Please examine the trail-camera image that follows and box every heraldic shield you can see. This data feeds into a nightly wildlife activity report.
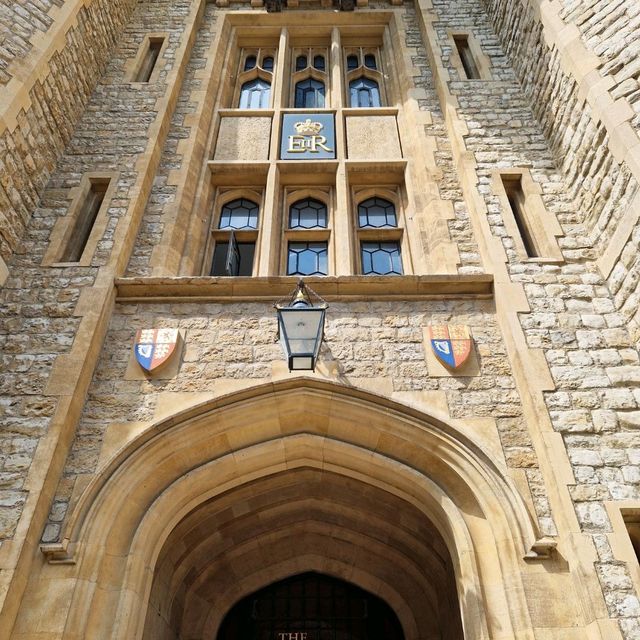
[134,328,179,372]
[428,324,472,369]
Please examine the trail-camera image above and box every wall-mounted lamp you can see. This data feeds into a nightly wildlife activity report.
[275,280,328,371]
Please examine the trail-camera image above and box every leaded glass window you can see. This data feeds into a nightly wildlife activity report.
[289,198,327,229]
[349,77,381,108]
[358,197,397,228]
[296,55,307,71]
[219,198,259,229]
[347,54,359,71]
[239,78,271,109]
[364,53,377,69]
[361,242,402,275]
[244,55,257,71]
[261,56,274,72]
[287,242,328,276]
[294,78,325,108]
[313,55,325,71]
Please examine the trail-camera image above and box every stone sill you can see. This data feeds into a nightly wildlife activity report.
[114,274,494,302]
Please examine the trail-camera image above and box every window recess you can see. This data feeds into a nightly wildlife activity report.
[344,47,385,108]
[625,517,640,565]
[208,193,262,276]
[129,35,167,83]
[283,191,332,276]
[448,31,491,81]
[493,170,563,262]
[235,48,276,109]
[291,48,329,108]
[453,35,480,80]
[355,193,405,275]
[42,172,117,267]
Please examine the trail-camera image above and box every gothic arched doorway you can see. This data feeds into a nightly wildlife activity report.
[217,572,404,640]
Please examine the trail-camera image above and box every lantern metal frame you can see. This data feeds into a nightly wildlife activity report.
[275,279,328,371]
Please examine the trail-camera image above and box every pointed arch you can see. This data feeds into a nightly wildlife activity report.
[37,378,540,640]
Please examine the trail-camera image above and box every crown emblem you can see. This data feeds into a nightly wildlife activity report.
[294,119,323,135]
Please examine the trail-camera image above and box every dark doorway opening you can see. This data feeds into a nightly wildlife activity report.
[217,572,405,640]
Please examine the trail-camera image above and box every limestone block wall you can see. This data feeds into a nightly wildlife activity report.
[559,0,640,126]
[483,0,638,247]
[0,0,196,542]
[426,0,640,636]
[0,0,61,84]
[0,0,137,277]
[481,0,640,351]
[44,298,555,543]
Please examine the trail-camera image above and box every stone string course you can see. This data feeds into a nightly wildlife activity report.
[0,0,137,268]
[0,0,194,542]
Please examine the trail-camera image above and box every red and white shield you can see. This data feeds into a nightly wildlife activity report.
[428,325,472,369]
[134,328,180,372]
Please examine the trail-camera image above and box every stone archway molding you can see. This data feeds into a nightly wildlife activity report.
[37,378,543,640]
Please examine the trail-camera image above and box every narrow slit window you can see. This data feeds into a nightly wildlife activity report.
[624,517,640,565]
[135,38,164,82]
[61,180,109,262]
[453,35,480,80]
[502,176,539,258]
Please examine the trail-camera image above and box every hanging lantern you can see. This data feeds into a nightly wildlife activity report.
[275,280,327,371]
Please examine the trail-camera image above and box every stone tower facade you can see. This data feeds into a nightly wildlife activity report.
[2,0,640,638]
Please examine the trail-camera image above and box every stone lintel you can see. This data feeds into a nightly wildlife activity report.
[114,274,494,302]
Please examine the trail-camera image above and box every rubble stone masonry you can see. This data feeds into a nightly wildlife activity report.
[0,0,137,274]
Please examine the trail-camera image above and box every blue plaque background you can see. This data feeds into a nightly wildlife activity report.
[280,113,336,160]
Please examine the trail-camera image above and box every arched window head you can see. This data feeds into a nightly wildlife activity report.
[294,78,325,108]
[244,55,257,71]
[347,54,359,71]
[219,198,259,229]
[296,55,308,71]
[364,53,377,70]
[358,197,397,228]
[261,56,274,72]
[239,78,271,109]
[349,77,381,108]
[289,198,328,229]
[313,55,325,71]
